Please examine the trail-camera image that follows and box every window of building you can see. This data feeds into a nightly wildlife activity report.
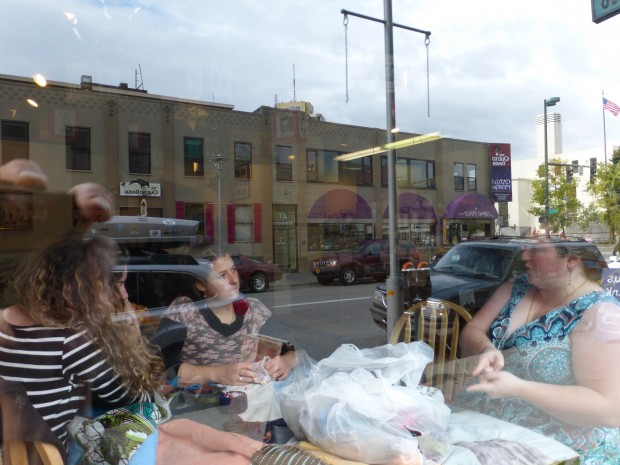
[308,148,368,184]
[276,145,293,181]
[467,163,477,191]
[235,204,253,242]
[1,120,29,163]
[128,132,151,174]
[382,156,435,188]
[234,142,252,179]
[454,162,465,191]
[184,137,204,176]
[65,126,91,171]
[308,223,370,251]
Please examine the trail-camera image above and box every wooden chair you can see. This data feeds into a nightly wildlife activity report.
[389,300,473,402]
[0,379,65,465]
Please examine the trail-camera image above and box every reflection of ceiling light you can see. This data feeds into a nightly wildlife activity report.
[64,11,78,24]
[26,99,38,108]
[335,132,442,162]
[288,155,295,160]
[32,73,47,87]
[390,127,400,133]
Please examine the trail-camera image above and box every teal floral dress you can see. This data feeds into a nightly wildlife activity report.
[458,274,620,465]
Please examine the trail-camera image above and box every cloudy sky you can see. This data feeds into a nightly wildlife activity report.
[2,0,620,161]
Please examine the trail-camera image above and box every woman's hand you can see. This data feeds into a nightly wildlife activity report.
[70,182,115,230]
[471,347,504,376]
[264,352,295,381]
[466,370,526,399]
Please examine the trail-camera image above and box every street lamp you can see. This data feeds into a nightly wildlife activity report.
[543,96,560,236]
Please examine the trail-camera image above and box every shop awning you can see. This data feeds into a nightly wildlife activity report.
[445,193,498,220]
[382,192,436,220]
[308,189,373,219]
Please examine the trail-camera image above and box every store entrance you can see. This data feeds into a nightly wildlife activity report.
[273,205,298,272]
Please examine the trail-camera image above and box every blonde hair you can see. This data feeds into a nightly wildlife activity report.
[13,233,163,395]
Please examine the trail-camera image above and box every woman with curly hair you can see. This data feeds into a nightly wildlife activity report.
[0,232,164,448]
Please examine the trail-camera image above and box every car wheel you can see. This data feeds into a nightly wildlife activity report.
[317,277,332,285]
[340,267,357,285]
[249,272,268,293]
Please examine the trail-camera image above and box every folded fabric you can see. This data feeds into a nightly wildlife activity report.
[156,420,330,465]
[298,441,370,465]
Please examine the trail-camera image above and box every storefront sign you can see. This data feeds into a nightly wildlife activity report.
[119,180,161,197]
[489,143,512,202]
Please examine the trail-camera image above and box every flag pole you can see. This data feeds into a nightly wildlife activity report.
[603,90,608,164]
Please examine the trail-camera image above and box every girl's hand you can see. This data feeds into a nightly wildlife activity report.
[264,353,295,381]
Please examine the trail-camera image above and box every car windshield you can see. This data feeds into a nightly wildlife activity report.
[433,245,514,279]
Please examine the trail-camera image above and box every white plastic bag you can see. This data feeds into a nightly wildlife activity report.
[315,341,434,386]
[277,343,451,464]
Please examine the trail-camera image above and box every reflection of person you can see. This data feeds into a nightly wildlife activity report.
[458,238,620,463]
[159,251,296,387]
[0,233,163,447]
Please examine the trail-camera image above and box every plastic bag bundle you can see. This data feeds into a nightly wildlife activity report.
[277,342,451,465]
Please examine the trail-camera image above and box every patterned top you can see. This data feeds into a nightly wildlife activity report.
[458,274,620,465]
[0,317,148,446]
[162,296,271,365]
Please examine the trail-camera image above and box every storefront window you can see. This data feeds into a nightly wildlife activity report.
[307,223,369,251]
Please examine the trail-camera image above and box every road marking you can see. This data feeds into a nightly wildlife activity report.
[273,296,370,308]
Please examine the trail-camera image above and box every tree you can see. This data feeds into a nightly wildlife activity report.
[528,157,583,234]
[586,147,620,242]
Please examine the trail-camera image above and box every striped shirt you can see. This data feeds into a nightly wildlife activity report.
[0,319,149,445]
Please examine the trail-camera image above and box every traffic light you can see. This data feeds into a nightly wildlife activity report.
[590,157,597,183]
[566,165,573,183]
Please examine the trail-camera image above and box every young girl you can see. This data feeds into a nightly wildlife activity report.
[159,251,296,387]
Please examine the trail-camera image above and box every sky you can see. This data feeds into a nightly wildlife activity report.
[2,0,620,161]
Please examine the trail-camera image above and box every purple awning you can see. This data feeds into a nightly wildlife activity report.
[308,189,373,219]
[382,192,436,220]
[445,193,498,220]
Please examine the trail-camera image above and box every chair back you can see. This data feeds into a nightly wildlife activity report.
[0,379,65,465]
[389,300,473,402]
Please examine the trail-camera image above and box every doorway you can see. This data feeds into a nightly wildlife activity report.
[273,205,298,272]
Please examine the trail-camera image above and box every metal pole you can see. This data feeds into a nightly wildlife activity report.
[216,154,223,255]
[544,102,550,237]
[384,0,403,342]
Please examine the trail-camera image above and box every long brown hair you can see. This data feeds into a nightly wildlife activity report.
[12,233,163,395]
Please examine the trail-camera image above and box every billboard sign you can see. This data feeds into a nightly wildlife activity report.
[490,143,512,202]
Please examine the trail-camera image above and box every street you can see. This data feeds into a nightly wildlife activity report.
[254,281,387,360]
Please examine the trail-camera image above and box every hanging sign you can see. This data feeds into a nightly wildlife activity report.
[592,0,620,23]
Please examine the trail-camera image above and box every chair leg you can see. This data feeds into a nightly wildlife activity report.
[34,441,64,465]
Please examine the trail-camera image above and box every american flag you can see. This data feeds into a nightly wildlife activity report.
[603,97,620,116]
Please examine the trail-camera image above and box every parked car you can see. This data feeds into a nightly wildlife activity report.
[369,236,608,330]
[118,253,213,339]
[311,239,420,285]
[231,254,283,293]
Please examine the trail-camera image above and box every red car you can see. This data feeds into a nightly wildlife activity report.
[232,254,283,293]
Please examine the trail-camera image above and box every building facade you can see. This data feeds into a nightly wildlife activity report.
[0,73,502,271]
